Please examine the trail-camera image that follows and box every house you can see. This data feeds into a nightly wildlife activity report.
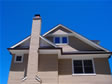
[8,14,112,84]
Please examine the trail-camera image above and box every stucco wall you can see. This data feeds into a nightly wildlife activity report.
[8,54,28,84]
[58,58,112,84]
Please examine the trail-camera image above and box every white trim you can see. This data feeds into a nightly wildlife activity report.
[10,35,57,49]
[11,36,31,48]
[39,49,60,54]
[72,58,96,75]
[40,36,57,47]
[53,36,69,45]
[43,24,109,52]
[14,54,24,63]
[46,33,74,36]
[92,58,96,74]
[9,50,29,54]
[35,75,42,83]
[43,24,62,36]
[72,74,96,76]
[22,76,27,81]
[59,54,110,59]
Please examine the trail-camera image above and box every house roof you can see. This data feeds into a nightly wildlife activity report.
[10,36,31,48]
[9,24,110,53]
[39,36,57,48]
[43,24,110,52]
[10,35,57,49]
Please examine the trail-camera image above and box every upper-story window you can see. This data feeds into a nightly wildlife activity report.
[14,55,23,63]
[54,37,60,43]
[54,36,68,44]
[73,59,95,75]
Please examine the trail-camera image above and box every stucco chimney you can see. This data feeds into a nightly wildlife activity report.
[25,14,41,83]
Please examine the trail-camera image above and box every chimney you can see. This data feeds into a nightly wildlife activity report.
[25,14,41,83]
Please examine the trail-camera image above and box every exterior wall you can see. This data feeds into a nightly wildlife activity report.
[58,58,112,84]
[39,38,54,48]
[38,54,58,84]
[94,58,111,74]
[8,54,28,84]
[8,54,112,84]
[48,26,72,34]
[46,36,99,52]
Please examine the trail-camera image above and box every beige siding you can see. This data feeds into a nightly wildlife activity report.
[94,58,111,74]
[58,58,112,84]
[58,59,72,75]
[38,54,58,84]
[46,36,99,52]
[48,26,72,34]
[69,36,98,51]
[8,54,28,84]
[8,54,112,84]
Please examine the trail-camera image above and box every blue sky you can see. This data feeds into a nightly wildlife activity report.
[1,0,112,84]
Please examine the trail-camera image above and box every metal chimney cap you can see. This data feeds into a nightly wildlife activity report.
[35,14,40,17]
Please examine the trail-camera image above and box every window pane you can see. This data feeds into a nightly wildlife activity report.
[74,60,82,67]
[62,37,67,43]
[54,37,60,43]
[74,67,83,73]
[84,60,92,67]
[84,67,93,73]
[16,56,22,61]
[84,60,94,73]
[73,60,83,73]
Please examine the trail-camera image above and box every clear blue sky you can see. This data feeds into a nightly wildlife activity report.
[1,0,112,84]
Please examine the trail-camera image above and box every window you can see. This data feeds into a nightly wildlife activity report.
[54,37,60,43]
[73,60,83,73]
[14,55,23,63]
[54,36,68,44]
[62,37,67,43]
[73,60,95,74]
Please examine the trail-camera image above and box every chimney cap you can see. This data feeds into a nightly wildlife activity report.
[33,14,41,20]
[35,14,40,17]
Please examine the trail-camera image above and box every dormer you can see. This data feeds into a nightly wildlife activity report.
[43,24,72,45]
[54,36,68,45]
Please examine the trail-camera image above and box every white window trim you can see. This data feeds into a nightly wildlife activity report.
[14,54,24,63]
[72,58,96,76]
[53,36,69,45]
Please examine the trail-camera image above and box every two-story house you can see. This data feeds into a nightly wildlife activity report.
[8,14,112,84]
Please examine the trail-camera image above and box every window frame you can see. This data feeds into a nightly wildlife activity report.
[14,54,23,63]
[54,37,61,44]
[72,59,96,75]
[53,36,69,45]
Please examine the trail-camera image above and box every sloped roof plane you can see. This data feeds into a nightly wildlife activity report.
[10,35,57,49]
[9,24,110,52]
[43,24,110,52]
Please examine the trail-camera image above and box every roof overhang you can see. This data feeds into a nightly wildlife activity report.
[8,48,111,58]
[39,48,112,58]
[8,48,29,54]
[60,54,111,59]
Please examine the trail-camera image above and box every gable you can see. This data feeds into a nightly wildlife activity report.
[10,36,57,49]
[43,24,73,36]
[43,24,109,52]
[51,29,69,35]
[45,36,100,52]
[48,26,72,35]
